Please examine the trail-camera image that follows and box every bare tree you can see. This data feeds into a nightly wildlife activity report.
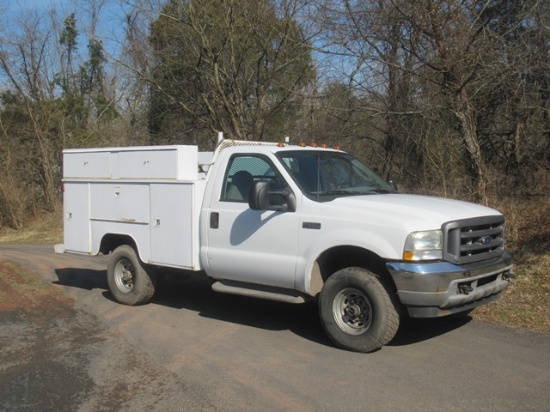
[124,0,315,147]
[0,2,123,226]
[0,11,63,213]
[314,0,550,201]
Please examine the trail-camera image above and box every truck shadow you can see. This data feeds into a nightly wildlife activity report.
[151,273,332,347]
[54,267,109,291]
[389,316,472,347]
[54,267,471,350]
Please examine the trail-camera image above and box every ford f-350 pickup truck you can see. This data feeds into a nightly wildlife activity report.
[58,136,513,352]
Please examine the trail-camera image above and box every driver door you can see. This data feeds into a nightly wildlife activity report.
[205,154,299,289]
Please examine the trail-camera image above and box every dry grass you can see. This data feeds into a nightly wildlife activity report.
[0,197,548,333]
[473,255,550,332]
[0,260,47,300]
[0,210,63,244]
[472,196,550,332]
[0,259,75,319]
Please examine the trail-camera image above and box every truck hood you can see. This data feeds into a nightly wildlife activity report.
[329,193,501,231]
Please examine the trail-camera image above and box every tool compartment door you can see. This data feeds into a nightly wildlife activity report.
[150,182,198,269]
[63,182,91,253]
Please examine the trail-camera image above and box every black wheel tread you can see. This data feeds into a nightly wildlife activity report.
[107,245,156,306]
[319,267,400,353]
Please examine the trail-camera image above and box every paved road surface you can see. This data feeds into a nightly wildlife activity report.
[1,244,549,411]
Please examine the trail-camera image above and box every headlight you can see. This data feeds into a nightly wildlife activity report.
[403,230,443,261]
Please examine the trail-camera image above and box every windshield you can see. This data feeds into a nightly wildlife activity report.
[277,150,395,200]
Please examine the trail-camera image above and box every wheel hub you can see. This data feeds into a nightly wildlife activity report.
[114,258,135,293]
[333,288,373,335]
[345,303,362,318]
[121,267,133,285]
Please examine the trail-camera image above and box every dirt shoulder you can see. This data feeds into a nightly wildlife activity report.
[0,260,74,317]
[0,259,215,411]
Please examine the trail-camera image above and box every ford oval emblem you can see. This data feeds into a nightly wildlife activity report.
[477,235,493,245]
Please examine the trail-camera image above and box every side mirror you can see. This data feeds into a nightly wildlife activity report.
[249,181,296,212]
[249,181,271,210]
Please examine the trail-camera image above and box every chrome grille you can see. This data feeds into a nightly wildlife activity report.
[443,216,505,264]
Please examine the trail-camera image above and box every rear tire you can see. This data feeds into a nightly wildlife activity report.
[319,267,399,353]
[107,245,156,305]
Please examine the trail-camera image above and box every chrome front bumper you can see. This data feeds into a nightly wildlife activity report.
[386,252,513,318]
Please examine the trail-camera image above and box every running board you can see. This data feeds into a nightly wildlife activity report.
[211,280,307,304]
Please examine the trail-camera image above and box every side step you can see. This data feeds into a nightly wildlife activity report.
[211,280,307,304]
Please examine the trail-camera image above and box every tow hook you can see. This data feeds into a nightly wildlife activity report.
[503,272,515,282]
[459,284,474,295]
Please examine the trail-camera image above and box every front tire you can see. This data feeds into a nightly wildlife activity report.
[319,267,399,353]
[107,245,156,305]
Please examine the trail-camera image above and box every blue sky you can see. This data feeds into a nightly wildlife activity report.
[1,0,131,54]
[2,0,126,16]
[2,0,56,11]
[3,0,101,17]
[0,0,136,90]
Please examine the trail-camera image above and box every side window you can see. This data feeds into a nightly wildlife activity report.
[221,155,285,202]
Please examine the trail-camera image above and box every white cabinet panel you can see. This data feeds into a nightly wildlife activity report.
[63,183,90,253]
[150,183,195,268]
[90,183,150,223]
[64,152,111,178]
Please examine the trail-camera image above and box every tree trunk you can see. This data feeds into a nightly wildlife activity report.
[455,90,489,204]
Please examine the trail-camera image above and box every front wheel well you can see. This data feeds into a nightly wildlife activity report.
[315,246,397,293]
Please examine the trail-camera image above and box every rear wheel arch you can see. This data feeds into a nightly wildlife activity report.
[99,234,138,256]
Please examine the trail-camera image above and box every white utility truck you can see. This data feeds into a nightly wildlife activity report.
[59,136,513,352]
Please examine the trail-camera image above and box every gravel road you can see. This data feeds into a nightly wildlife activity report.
[1,244,549,411]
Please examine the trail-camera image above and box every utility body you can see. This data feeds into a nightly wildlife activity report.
[59,137,513,352]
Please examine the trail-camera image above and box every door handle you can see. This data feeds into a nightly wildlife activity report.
[210,212,219,229]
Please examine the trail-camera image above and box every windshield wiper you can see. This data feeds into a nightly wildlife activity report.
[324,188,397,196]
[313,188,397,197]
[318,190,370,196]
[367,188,396,194]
